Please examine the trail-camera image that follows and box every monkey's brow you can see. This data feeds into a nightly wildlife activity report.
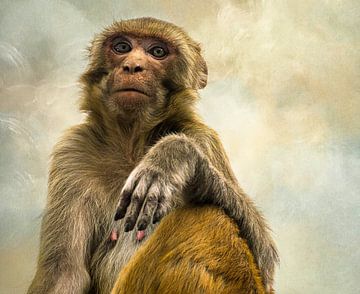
[110,35,131,42]
[110,34,171,46]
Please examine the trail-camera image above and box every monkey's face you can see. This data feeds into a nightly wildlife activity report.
[80,18,208,122]
[100,35,176,117]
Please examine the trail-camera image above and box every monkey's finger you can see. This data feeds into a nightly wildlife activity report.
[114,189,133,220]
[152,195,167,224]
[124,174,153,232]
[114,171,142,220]
[137,185,160,231]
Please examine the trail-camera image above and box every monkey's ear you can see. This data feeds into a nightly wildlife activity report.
[197,56,208,89]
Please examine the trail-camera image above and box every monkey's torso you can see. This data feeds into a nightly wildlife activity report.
[89,218,155,293]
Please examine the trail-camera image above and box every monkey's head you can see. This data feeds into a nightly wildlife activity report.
[80,17,207,123]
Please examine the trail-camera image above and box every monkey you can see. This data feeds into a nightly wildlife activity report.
[111,205,270,294]
[28,17,278,294]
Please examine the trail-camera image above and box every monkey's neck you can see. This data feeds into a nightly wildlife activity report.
[86,89,201,161]
[112,117,154,161]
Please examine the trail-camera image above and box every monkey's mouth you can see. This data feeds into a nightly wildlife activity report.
[111,87,150,107]
[114,88,148,96]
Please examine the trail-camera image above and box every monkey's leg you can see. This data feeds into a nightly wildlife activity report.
[111,205,269,294]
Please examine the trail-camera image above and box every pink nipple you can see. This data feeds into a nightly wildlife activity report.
[136,230,146,241]
[110,228,118,241]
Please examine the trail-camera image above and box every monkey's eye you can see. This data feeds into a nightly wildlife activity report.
[113,41,132,54]
[149,46,167,59]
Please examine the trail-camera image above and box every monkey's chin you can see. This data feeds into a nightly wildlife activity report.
[111,91,150,110]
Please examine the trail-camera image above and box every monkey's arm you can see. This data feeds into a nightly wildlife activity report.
[115,132,278,289]
[28,149,92,293]
[187,128,279,289]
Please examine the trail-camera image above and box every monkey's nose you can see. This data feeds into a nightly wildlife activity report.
[123,64,143,74]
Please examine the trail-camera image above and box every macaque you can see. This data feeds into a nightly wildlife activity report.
[28,17,278,294]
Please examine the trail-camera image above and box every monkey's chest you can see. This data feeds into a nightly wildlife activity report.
[89,196,155,293]
[86,162,156,292]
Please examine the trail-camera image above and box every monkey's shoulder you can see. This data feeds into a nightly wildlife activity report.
[52,122,111,155]
[49,124,107,171]
[49,123,132,182]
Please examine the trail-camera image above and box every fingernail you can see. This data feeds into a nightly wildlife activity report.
[124,222,133,232]
[114,210,124,221]
[138,221,147,231]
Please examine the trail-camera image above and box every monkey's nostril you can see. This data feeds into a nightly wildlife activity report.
[134,65,143,73]
[123,65,142,73]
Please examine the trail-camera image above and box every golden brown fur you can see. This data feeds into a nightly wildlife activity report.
[112,205,268,294]
[28,18,278,294]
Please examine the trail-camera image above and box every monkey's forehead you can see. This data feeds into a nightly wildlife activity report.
[96,17,201,50]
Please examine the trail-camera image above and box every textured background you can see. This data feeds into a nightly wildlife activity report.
[1,0,359,293]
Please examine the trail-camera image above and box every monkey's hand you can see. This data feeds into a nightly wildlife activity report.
[114,134,279,290]
[114,135,197,232]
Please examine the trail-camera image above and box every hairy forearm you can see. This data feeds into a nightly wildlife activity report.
[194,157,269,242]
[28,265,90,294]
[181,130,279,287]
[29,175,91,293]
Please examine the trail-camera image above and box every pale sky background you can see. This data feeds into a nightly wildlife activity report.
[1,0,359,293]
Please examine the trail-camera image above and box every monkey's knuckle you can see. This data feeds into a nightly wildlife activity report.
[125,216,134,224]
[146,194,158,204]
[163,184,176,197]
[121,187,132,198]
[154,212,164,222]
[137,166,148,176]
[131,193,142,203]
[153,178,164,189]
[144,166,161,178]
[139,213,150,221]
[156,193,165,202]
[153,212,160,220]
[127,169,140,182]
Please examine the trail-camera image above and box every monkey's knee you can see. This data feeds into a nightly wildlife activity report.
[111,205,267,294]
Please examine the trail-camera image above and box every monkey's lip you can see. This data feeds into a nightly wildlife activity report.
[113,88,148,97]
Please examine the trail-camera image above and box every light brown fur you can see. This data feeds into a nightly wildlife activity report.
[28,18,278,294]
[112,205,268,294]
